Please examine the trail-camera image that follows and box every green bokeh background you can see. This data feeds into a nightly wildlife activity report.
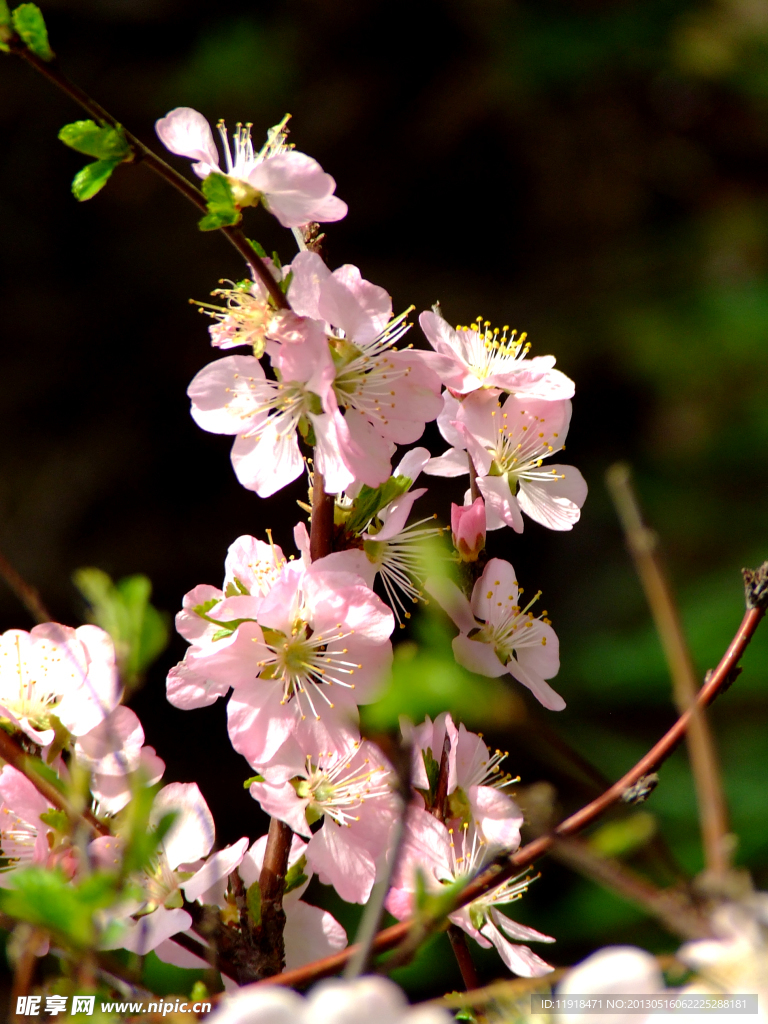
[1,0,768,1003]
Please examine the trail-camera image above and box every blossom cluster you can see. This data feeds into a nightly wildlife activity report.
[0,103,591,1007]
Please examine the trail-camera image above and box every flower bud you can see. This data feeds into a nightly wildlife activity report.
[451,497,486,561]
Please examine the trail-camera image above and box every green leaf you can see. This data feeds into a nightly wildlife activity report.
[246,881,261,926]
[73,567,169,690]
[39,809,68,832]
[248,238,268,258]
[71,159,121,201]
[0,0,13,49]
[11,3,53,60]
[243,774,264,788]
[346,475,413,537]
[0,868,117,947]
[283,855,308,895]
[198,172,240,231]
[588,811,657,858]
[58,120,131,161]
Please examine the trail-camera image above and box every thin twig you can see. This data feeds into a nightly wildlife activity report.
[606,463,731,878]
[0,550,51,624]
[468,452,480,503]
[0,728,109,836]
[10,42,289,310]
[309,472,335,562]
[256,817,293,977]
[253,595,764,988]
[447,925,480,990]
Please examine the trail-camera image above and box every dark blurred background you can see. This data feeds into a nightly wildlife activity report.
[2,0,768,997]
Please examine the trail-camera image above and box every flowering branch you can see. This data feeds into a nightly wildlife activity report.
[0,728,108,837]
[607,462,731,879]
[8,41,289,309]
[254,582,765,987]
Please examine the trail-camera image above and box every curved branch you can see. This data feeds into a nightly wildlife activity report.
[254,600,764,989]
[10,42,289,310]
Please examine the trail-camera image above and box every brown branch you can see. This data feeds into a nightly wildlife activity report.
[10,42,289,310]
[468,452,480,503]
[606,463,731,878]
[253,596,764,988]
[0,728,109,836]
[0,550,51,624]
[256,817,293,978]
[309,471,335,562]
[447,925,480,991]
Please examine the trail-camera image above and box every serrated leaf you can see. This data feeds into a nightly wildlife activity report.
[198,172,240,231]
[59,119,131,161]
[11,3,53,60]
[71,158,121,201]
[246,881,261,926]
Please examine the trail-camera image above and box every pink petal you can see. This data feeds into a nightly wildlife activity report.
[231,420,306,497]
[471,558,519,623]
[477,475,524,533]
[480,919,554,977]
[452,633,507,678]
[111,907,193,956]
[249,781,311,837]
[307,823,376,904]
[287,251,331,320]
[183,837,249,904]
[227,680,298,767]
[250,151,347,228]
[151,782,215,869]
[166,657,231,710]
[506,658,566,711]
[517,464,588,531]
[0,766,50,825]
[155,108,219,170]
[188,355,268,435]
[283,899,347,971]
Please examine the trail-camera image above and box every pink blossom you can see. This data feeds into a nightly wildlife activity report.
[250,740,399,903]
[418,308,574,398]
[167,534,287,711]
[286,252,443,480]
[227,560,393,767]
[407,712,523,849]
[155,109,347,227]
[427,558,564,711]
[425,390,587,532]
[209,976,453,1024]
[451,497,486,561]
[388,806,554,977]
[0,623,121,746]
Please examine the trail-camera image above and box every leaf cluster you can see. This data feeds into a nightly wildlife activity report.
[58,120,133,200]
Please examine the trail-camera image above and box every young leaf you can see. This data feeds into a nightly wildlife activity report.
[0,867,117,947]
[74,567,169,691]
[71,158,121,201]
[248,238,268,258]
[11,3,53,61]
[198,172,240,231]
[59,120,131,161]
[346,475,413,537]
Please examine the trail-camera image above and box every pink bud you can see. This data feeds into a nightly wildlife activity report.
[451,497,486,562]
